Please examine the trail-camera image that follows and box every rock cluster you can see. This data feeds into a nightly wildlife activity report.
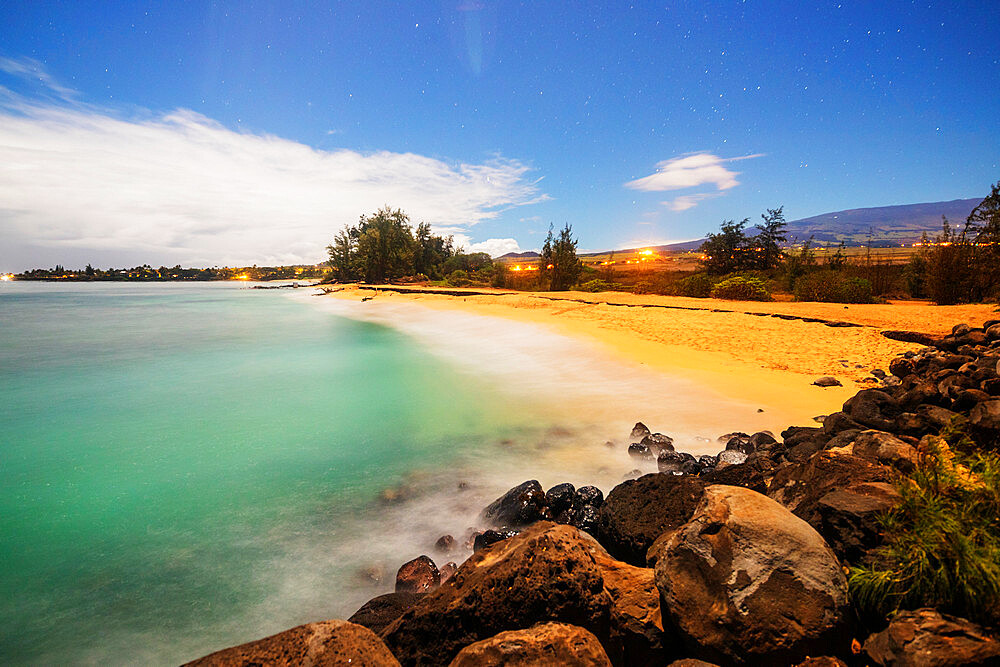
[187,320,1000,666]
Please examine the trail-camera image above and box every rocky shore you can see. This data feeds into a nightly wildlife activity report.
[186,320,1000,666]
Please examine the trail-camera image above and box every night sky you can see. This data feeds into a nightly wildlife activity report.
[1,1,998,270]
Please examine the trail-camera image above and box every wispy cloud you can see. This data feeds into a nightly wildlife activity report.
[625,152,763,194]
[0,56,78,101]
[0,88,544,268]
[663,192,721,211]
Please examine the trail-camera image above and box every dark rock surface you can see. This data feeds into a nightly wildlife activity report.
[481,480,546,527]
[448,622,613,666]
[768,451,894,528]
[816,481,900,563]
[349,592,426,635]
[594,473,706,566]
[184,620,400,667]
[395,555,440,593]
[863,608,1000,666]
[381,522,666,666]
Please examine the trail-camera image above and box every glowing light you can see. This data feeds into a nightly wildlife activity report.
[0,273,13,281]
[640,249,654,256]
[236,274,250,280]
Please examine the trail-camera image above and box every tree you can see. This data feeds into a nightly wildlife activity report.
[326,228,357,281]
[755,206,787,270]
[968,181,1000,301]
[354,206,414,283]
[700,218,750,274]
[539,223,582,291]
[414,222,454,278]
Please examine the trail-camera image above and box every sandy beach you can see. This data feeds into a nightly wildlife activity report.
[322,285,998,432]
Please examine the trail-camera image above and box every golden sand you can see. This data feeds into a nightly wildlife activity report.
[323,285,997,431]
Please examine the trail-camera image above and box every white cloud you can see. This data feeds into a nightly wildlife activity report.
[625,152,762,193]
[0,97,545,268]
[663,192,720,211]
[467,238,522,257]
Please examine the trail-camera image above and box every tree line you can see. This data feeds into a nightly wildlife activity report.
[326,206,582,290]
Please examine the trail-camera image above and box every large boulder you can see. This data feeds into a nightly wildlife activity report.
[863,608,1000,666]
[448,622,613,666]
[184,620,400,667]
[595,474,706,566]
[768,451,894,528]
[851,430,918,473]
[481,480,546,527]
[843,389,901,431]
[816,482,900,564]
[349,592,426,635]
[653,485,850,665]
[381,522,667,666]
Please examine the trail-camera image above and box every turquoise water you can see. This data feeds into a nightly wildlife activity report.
[0,282,557,665]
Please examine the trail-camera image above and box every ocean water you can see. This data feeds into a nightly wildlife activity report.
[0,282,762,665]
[0,283,578,664]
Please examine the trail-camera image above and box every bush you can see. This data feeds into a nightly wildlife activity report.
[794,270,875,303]
[849,437,1000,627]
[578,278,624,293]
[446,269,471,287]
[709,275,771,301]
[677,272,715,298]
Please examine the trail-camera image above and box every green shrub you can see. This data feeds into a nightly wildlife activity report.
[848,437,1000,627]
[709,275,772,301]
[794,270,875,303]
[579,278,624,293]
[677,272,715,298]
[446,269,471,287]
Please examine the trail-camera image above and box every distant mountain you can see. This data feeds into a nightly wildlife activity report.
[498,251,540,259]
[782,198,982,244]
[637,197,983,252]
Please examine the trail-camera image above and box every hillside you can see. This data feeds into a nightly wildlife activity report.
[615,197,983,255]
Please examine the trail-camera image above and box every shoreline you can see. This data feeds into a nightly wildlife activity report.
[318,285,995,430]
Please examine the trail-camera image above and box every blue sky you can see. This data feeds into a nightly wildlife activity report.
[1,1,998,271]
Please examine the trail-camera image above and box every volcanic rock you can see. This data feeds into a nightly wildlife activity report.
[641,433,676,457]
[481,480,546,527]
[863,608,1000,666]
[595,473,706,566]
[715,450,747,469]
[852,430,918,473]
[545,483,576,515]
[816,481,900,563]
[184,620,400,667]
[349,592,426,635]
[395,555,440,593]
[768,451,894,529]
[631,422,652,442]
[381,522,667,666]
[448,622,613,666]
[652,485,850,665]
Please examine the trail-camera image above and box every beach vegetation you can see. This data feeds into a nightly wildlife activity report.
[677,272,716,297]
[755,206,788,270]
[710,275,772,301]
[700,218,752,274]
[446,269,472,287]
[793,270,875,303]
[579,278,624,293]
[539,223,583,291]
[848,437,1000,628]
